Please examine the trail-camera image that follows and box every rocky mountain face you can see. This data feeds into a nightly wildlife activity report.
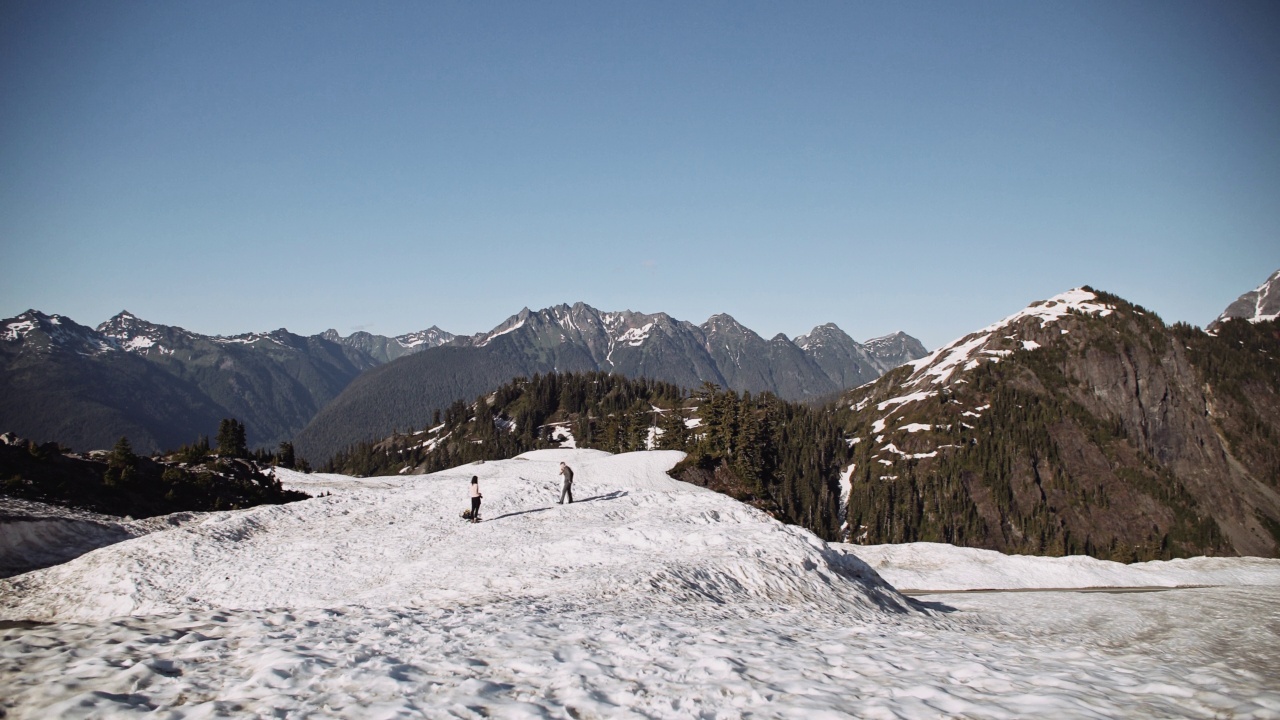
[449,302,918,396]
[1210,268,1280,331]
[795,324,916,389]
[861,332,930,371]
[293,303,925,462]
[1,311,378,453]
[839,288,1280,559]
[320,327,455,364]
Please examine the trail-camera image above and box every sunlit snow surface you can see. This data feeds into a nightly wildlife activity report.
[3,450,1279,718]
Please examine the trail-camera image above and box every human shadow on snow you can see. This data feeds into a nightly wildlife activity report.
[485,490,629,522]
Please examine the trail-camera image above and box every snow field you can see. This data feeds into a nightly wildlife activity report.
[3,449,1279,718]
[853,541,1280,591]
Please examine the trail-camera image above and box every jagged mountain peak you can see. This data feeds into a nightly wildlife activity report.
[96,311,185,355]
[794,323,852,349]
[702,312,747,330]
[2,309,114,355]
[98,310,162,336]
[4,310,59,341]
[322,326,455,363]
[864,331,911,347]
[394,326,455,349]
[1211,268,1280,331]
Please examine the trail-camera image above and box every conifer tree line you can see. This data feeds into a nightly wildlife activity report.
[324,372,853,540]
[2,416,309,518]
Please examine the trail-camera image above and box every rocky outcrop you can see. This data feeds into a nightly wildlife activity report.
[1210,268,1280,330]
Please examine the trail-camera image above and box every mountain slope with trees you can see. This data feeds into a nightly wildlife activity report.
[838,288,1280,560]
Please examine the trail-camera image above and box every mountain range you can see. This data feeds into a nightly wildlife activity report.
[293,303,924,461]
[1,306,923,458]
[0,311,381,455]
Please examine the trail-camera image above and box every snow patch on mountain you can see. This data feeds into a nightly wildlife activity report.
[477,317,527,347]
[896,289,1113,404]
[2,318,36,342]
[617,322,655,347]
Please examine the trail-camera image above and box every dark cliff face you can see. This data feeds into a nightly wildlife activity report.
[841,289,1280,559]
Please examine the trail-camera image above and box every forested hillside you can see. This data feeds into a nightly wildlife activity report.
[840,289,1280,560]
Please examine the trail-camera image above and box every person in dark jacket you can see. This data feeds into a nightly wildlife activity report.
[557,462,574,504]
[469,476,482,523]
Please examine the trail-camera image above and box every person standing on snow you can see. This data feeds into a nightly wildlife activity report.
[557,462,574,504]
[469,476,482,523]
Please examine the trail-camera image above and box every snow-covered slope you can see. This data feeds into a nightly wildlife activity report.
[2,450,1278,718]
[0,497,206,578]
[889,287,1112,402]
[854,542,1280,592]
[0,450,906,623]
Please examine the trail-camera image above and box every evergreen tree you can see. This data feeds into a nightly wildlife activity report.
[104,436,137,487]
[277,441,296,469]
[217,418,248,458]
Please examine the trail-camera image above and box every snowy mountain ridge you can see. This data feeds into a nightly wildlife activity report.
[901,288,1111,394]
[2,310,116,357]
[294,304,928,460]
[460,301,917,375]
[854,288,1114,427]
[321,326,456,363]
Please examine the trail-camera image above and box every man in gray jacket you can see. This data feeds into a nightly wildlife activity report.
[557,462,574,504]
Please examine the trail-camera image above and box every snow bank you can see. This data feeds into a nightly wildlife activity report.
[850,542,1280,591]
[1,450,908,624]
[0,498,204,578]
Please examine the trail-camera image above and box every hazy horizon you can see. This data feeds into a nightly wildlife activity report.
[3,1,1277,350]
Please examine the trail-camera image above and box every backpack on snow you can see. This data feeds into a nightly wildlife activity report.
[461,509,474,520]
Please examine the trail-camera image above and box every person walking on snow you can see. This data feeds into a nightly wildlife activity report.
[558,462,574,504]
[469,476,482,523]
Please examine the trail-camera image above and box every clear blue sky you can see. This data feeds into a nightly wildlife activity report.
[2,1,1277,350]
